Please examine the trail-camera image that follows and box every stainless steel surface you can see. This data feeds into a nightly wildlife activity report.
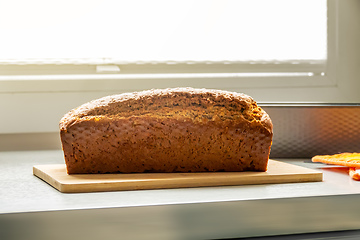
[261,104,360,158]
[1,150,360,240]
[2,195,360,240]
[237,230,360,240]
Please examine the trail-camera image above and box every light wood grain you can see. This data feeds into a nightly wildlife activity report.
[33,160,322,193]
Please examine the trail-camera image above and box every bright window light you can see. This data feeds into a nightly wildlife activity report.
[0,0,326,62]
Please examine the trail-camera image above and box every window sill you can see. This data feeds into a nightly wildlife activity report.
[0,73,334,93]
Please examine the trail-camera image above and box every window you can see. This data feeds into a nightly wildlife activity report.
[1,0,360,134]
[1,0,326,75]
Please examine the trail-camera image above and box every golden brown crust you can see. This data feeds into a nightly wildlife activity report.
[311,153,360,168]
[60,88,272,133]
[60,87,273,174]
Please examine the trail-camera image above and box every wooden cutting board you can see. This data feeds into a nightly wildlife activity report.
[33,160,322,193]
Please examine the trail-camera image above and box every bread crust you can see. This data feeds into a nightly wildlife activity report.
[60,87,273,174]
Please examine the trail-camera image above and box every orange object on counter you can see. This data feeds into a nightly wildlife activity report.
[312,152,360,168]
[349,168,360,181]
[312,153,360,181]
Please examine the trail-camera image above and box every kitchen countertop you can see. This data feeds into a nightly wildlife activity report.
[1,150,360,240]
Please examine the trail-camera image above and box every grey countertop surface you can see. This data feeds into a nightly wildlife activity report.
[1,150,360,240]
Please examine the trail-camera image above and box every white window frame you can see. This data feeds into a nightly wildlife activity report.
[0,1,333,92]
[1,0,359,134]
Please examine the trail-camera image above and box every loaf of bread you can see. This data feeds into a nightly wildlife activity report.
[60,88,273,174]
